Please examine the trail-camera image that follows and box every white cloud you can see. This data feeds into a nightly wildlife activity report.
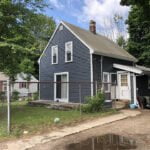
[49,0,64,9]
[77,0,130,41]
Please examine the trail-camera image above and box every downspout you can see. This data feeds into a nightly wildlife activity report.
[101,56,103,91]
[38,59,40,100]
[90,53,94,96]
[101,56,103,83]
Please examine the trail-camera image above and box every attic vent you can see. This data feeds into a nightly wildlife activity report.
[59,25,63,31]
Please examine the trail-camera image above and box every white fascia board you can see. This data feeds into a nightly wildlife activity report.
[61,21,94,54]
[113,63,143,74]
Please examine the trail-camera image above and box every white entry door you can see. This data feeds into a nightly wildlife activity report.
[54,72,69,102]
[117,72,131,100]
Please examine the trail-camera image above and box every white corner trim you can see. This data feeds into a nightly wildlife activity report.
[61,21,94,54]
[90,53,93,96]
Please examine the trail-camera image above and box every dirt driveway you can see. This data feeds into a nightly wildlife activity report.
[30,110,150,150]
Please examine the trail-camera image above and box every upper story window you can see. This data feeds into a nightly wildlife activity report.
[51,45,58,64]
[65,41,73,62]
[59,25,63,31]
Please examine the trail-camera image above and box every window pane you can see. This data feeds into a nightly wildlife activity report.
[121,75,128,86]
[103,73,110,92]
[65,42,72,62]
[67,52,71,61]
[53,55,56,63]
[52,46,58,64]
[104,83,109,91]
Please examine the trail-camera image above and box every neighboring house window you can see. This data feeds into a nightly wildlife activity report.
[103,72,110,92]
[51,45,58,64]
[3,83,7,91]
[65,41,73,62]
[19,82,27,89]
[121,74,128,86]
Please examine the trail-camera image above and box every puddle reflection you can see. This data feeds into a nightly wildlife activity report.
[66,134,137,150]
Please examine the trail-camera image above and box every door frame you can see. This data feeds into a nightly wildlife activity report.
[117,71,131,100]
[54,72,69,102]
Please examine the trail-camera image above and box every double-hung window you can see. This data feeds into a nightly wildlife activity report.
[103,72,110,92]
[65,41,73,62]
[52,45,58,64]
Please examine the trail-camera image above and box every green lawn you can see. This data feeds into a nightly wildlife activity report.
[0,101,117,140]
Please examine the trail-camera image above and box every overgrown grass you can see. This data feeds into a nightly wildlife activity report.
[0,101,117,140]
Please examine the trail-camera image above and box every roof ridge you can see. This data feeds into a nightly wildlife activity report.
[61,20,137,62]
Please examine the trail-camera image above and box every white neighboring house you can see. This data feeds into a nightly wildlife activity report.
[0,72,38,97]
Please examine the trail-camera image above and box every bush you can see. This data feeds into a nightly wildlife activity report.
[82,91,105,113]
[0,91,6,101]
[32,92,39,100]
[12,90,20,101]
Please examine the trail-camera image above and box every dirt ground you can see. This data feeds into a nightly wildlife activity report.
[29,110,150,150]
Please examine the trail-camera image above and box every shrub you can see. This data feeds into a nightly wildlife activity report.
[32,92,39,100]
[82,90,105,113]
[0,91,6,101]
[12,90,20,101]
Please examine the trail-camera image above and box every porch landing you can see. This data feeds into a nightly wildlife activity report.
[28,100,80,110]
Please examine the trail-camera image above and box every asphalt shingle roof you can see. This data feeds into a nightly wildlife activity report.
[63,21,137,62]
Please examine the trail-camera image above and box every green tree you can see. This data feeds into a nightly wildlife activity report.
[116,35,127,49]
[0,0,55,79]
[120,0,150,67]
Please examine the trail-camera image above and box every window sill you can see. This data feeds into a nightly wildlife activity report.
[52,63,58,65]
[65,61,73,63]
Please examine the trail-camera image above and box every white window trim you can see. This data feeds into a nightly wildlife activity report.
[51,45,58,64]
[65,41,73,63]
[103,72,110,93]
[54,72,69,103]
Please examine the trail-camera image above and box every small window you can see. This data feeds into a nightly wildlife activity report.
[51,45,58,64]
[3,83,7,91]
[121,74,128,86]
[103,72,110,92]
[19,82,28,89]
[59,25,63,31]
[65,41,73,62]
[111,73,117,85]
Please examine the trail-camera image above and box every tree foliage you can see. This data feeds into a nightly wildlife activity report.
[0,0,55,79]
[116,35,127,49]
[121,0,150,67]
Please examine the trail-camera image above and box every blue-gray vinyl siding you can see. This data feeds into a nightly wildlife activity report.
[92,54,134,100]
[39,24,91,103]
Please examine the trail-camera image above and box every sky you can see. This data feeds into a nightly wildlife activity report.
[44,0,130,40]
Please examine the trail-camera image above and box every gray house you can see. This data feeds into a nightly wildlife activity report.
[39,20,150,105]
